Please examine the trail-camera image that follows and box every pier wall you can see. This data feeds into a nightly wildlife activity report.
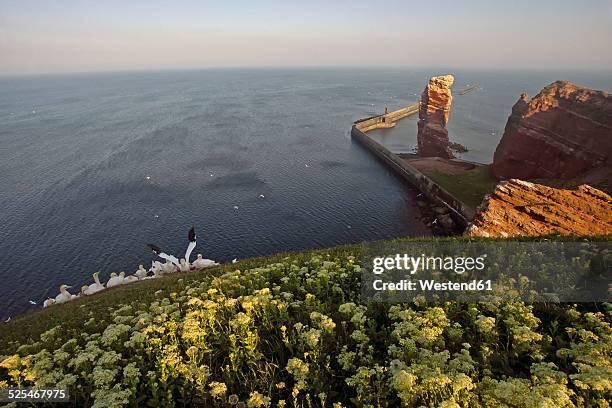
[351,124,474,228]
[355,104,419,132]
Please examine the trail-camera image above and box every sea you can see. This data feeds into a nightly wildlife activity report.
[1,68,610,320]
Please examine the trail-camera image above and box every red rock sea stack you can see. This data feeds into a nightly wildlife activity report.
[417,75,455,158]
[492,81,612,184]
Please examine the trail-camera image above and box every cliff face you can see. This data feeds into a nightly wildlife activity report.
[465,179,612,238]
[493,81,612,183]
[417,75,454,158]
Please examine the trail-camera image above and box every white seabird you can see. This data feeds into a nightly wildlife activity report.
[117,271,126,285]
[135,264,148,280]
[124,274,139,284]
[148,226,196,272]
[106,272,125,288]
[149,261,163,277]
[148,244,180,270]
[185,227,196,265]
[29,300,37,305]
[179,258,190,272]
[162,260,178,274]
[84,272,105,295]
[43,298,55,308]
[192,254,219,269]
[55,284,74,304]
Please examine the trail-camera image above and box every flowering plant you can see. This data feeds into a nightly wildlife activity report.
[0,249,610,407]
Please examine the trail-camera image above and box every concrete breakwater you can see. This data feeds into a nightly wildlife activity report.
[351,105,474,230]
[354,104,419,132]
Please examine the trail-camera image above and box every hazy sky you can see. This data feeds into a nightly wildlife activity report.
[1,0,611,75]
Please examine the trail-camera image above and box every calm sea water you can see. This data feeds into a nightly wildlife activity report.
[0,68,610,319]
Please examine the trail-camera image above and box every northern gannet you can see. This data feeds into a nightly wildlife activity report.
[148,226,197,271]
[147,245,180,270]
[135,264,148,280]
[117,271,126,285]
[106,272,125,288]
[84,272,105,295]
[192,254,219,269]
[55,284,74,304]
[149,261,163,277]
[124,274,139,284]
[179,258,190,273]
[162,260,178,274]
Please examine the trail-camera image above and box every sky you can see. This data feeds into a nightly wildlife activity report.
[1,0,611,75]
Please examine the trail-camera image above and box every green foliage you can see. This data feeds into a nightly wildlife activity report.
[0,238,610,407]
[421,165,498,209]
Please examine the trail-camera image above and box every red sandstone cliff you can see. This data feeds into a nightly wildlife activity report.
[417,75,455,158]
[493,81,612,187]
[465,179,612,238]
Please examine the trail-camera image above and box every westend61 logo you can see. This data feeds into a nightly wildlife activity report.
[372,254,487,275]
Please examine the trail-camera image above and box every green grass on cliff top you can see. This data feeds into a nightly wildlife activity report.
[420,165,498,209]
[1,235,610,407]
[1,239,365,352]
[0,234,607,354]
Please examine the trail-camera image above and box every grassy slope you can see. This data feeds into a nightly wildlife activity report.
[420,165,498,209]
[1,235,610,407]
[0,242,357,354]
[0,236,498,352]
[1,234,605,354]
[0,236,473,353]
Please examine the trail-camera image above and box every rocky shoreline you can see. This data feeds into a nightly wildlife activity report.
[466,179,612,237]
[354,75,611,239]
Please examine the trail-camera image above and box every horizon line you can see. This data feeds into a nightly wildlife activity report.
[1,64,611,79]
